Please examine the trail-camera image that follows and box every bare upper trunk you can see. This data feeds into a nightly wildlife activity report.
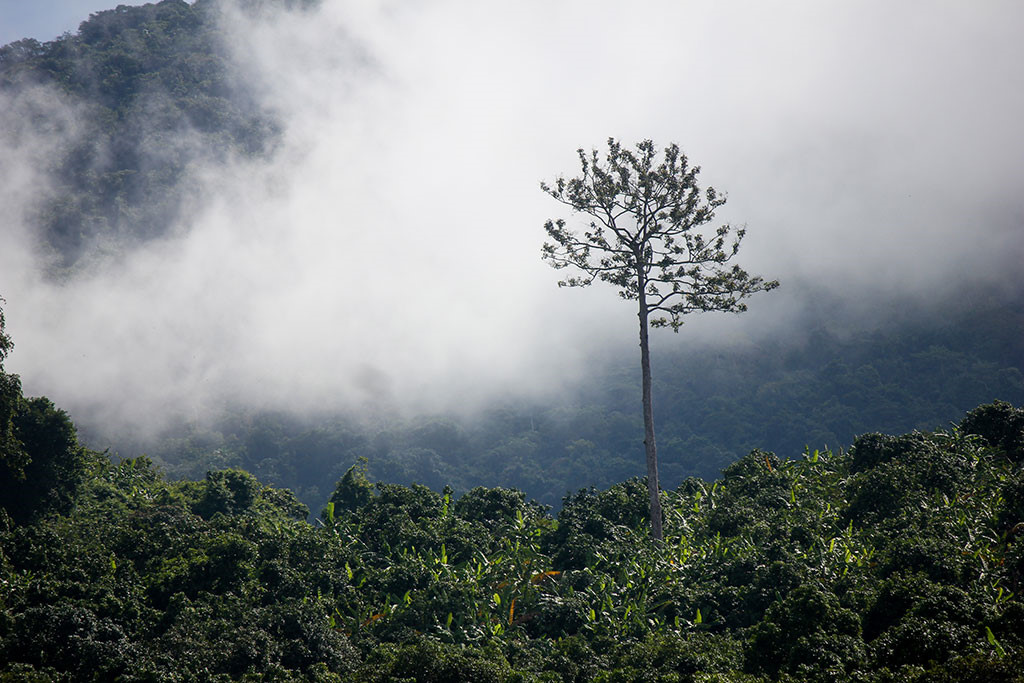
[637,276,664,541]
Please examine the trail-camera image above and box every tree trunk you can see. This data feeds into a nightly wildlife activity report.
[637,286,664,541]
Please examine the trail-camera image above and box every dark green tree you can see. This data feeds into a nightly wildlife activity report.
[0,298,91,524]
[541,138,778,539]
[325,457,375,518]
[0,297,28,487]
[0,397,91,525]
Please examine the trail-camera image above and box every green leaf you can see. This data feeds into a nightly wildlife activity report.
[986,626,1006,658]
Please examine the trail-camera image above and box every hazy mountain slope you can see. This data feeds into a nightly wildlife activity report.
[3,1,1022,514]
[109,287,1023,510]
[0,0,283,267]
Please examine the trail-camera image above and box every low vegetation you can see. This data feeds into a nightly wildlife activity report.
[2,389,1023,680]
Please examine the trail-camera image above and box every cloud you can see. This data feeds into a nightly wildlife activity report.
[2,0,1022,438]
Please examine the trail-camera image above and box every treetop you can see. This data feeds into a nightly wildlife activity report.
[541,138,778,330]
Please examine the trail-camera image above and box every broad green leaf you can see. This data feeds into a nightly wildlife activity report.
[987,626,1006,658]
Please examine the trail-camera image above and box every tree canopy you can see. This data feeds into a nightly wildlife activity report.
[542,138,778,330]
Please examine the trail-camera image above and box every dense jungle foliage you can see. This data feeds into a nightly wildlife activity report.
[4,326,1024,681]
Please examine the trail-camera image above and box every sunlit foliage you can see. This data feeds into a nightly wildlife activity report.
[3,397,1024,680]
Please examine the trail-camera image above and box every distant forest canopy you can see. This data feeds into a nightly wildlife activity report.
[0,0,315,269]
[95,285,1024,511]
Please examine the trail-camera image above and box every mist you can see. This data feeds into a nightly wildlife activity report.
[2,0,1023,441]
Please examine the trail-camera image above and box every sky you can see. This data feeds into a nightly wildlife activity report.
[0,0,148,46]
[1,0,1023,440]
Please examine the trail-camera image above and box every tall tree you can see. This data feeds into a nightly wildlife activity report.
[541,139,778,539]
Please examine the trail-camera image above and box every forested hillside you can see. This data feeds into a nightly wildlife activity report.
[0,0,287,268]
[3,316,1024,680]
[115,287,1023,511]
